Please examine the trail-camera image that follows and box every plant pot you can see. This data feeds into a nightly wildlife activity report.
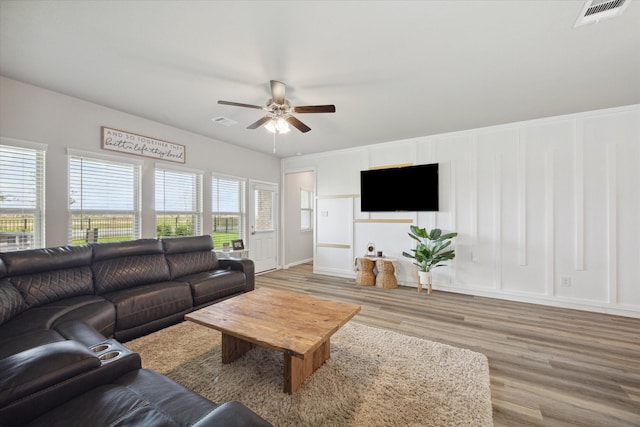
[418,271,432,294]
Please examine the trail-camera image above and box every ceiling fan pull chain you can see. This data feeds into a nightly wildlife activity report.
[273,131,276,153]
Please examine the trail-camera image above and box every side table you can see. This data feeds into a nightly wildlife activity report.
[215,249,249,258]
[354,256,398,289]
[354,257,376,286]
[375,258,398,289]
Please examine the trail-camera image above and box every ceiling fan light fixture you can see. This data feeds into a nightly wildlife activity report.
[218,80,335,135]
[265,117,290,134]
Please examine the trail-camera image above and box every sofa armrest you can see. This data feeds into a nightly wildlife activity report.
[0,340,141,427]
[0,341,99,407]
[218,258,255,292]
[191,401,272,427]
[54,319,109,347]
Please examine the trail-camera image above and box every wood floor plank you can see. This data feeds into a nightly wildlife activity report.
[256,263,640,426]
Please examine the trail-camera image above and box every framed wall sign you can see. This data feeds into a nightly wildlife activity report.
[101,126,185,163]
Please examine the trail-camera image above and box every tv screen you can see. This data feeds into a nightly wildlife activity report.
[360,163,439,212]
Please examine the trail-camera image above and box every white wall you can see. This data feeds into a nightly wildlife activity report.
[282,170,314,267]
[0,76,281,247]
[283,105,640,318]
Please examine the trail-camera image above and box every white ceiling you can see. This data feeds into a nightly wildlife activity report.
[1,0,639,158]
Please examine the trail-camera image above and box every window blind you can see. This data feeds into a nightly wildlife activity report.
[211,175,245,249]
[155,167,202,237]
[68,153,141,243]
[0,143,46,250]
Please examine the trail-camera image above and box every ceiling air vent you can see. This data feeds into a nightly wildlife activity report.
[211,116,237,127]
[574,0,631,27]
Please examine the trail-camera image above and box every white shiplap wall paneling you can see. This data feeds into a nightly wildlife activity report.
[574,118,585,271]
[471,133,479,263]
[545,149,555,297]
[493,153,502,290]
[616,131,640,306]
[518,128,527,266]
[606,143,617,305]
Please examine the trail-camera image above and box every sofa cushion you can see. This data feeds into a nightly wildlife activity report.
[0,341,100,408]
[102,281,192,331]
[10,266,94,308]
[114,312,191,342]
[0,280,26,326]
[180,270,247,307]
[50,299,116,338]
[0,295,113,337]
[92,239,171,294]
[193,401,275,427]
[24,384,177,427]
[162,235,219,279]
[165,250,219,280]
[162,234,214,254]
[91,238,163,261]
[0,320,113,359]
[0,329,65,360]
[0,245,95,307]
[0,245,92,275]
[23,368,221,427]
[114,369,222,426]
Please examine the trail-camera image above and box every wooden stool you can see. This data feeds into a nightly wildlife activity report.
[375,258,398,289]
[355,257,376,286]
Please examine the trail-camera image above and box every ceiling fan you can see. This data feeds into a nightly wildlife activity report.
[218,80,336,134]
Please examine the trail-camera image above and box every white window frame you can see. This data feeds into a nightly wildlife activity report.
[67,149,142,244]
[300,187,314,232]
[155,164,203,238]
[0,138,47,250]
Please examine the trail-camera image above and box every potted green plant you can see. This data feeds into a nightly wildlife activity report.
[402,226,457,293]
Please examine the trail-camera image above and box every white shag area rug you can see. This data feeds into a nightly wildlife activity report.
[127,321,492,426]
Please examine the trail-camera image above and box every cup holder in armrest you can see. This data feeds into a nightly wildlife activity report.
[90,343,111,353]
[89,340,127,364]
[98,350,122,362]
[87,339,141,371]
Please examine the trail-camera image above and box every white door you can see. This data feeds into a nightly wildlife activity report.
[249,181,278,273]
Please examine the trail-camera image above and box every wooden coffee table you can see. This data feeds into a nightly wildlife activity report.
[185,287,361,393]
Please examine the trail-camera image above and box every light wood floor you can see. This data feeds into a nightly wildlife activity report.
[255,263,640,427]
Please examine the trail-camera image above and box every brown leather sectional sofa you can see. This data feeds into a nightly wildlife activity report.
[0,235,271,426]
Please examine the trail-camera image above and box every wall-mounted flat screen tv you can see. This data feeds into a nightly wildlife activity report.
[360,163,439,212]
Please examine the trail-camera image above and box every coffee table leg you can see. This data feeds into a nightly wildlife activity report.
[283,338,331,393]
[221,333,254,364]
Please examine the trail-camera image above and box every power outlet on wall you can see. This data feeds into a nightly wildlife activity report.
[560,276,572,287]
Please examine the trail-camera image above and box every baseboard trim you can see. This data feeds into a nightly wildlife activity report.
[283,258,313,269]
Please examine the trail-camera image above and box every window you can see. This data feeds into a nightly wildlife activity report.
[301,188,313,232]
[156,166,202,237]
[68,150,141,244]
[254,188,274,232]
[0,139,46,251]
[212,175,245,249]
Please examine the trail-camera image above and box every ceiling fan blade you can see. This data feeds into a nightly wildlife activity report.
[270,80,286,105]
[293,105,336,114]
[247,116,272,129]
[218,100,264,110]
[285,116,311,133]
